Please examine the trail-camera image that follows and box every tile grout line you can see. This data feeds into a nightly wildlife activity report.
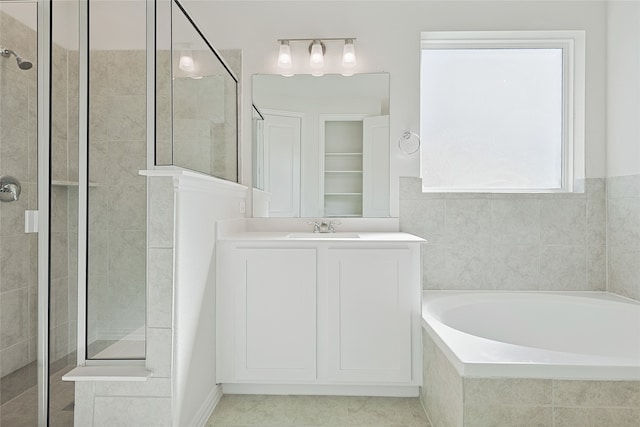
[551,379,556,427]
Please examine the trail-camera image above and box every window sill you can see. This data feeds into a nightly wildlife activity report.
[418,190,587,199]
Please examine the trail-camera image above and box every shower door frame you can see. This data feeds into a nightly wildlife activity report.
[36,0,149,424]
[36,0,51,425]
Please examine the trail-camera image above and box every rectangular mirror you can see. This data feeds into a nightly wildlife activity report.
[252,73,390,218]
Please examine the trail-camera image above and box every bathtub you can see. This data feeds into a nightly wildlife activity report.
[422,291,640,380]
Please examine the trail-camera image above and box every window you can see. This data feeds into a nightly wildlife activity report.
[420,31,585,192]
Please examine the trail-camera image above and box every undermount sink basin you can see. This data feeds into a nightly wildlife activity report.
[287,232,360,239]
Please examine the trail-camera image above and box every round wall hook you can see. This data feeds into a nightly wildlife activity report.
[398,131,420,155]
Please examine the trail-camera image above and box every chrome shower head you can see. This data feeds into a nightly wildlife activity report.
[1,48,32,70]
[15,55,32,70]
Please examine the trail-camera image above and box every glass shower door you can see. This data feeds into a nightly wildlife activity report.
[0,2,39,425]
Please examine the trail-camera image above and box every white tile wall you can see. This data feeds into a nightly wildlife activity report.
[147,248,174,329]
[146,327,172,378]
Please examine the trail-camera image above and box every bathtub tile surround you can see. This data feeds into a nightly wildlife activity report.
[421,331,640,427]
[421,331,463,427]
[464,406,553,427]
[607,174,640,300]
[206,394,431,426]
[400,177,607,292]
[464,378,553,407]
[554,407,640,427]
[553,380,640,408]
[462,378,554,426]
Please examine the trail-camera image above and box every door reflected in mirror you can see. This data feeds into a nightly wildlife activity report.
[252,73,390,218]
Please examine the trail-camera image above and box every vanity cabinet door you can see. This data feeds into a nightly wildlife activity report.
[234,248,317,382]
[324,248,412,383]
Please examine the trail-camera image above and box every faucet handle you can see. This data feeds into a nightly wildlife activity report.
[328,220,341,233]
[307,220,321,233]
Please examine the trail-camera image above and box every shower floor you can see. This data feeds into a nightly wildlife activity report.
[0,364,75,427]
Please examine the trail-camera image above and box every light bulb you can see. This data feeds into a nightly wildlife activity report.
[342,39,356,76]
[277,40,293,77]
[309,40,324,76]
[179,49,195,72]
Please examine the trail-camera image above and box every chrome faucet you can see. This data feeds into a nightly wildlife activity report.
[308,220,341,233]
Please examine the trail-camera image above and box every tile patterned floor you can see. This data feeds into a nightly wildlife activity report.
[0,365,75,427]
[206,394,432,427]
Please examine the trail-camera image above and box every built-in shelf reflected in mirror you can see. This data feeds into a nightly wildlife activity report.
[252,73,390,218]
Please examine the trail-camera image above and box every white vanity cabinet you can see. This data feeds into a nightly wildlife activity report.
[216,247,317,383]
[216,232,423,395]
[323,248,412,383]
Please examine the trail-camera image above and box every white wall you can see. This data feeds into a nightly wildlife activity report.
[9,0,144,51]
[607,0,640,178]
[182,0,608,216]
[172,173,247,426]
[0,1,37,31]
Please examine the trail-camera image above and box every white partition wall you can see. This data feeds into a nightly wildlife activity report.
[73,171,247,426]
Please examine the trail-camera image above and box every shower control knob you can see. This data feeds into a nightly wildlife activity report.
[0,175,21,202]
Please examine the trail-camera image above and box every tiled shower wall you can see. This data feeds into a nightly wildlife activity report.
[87,49,147,344]
[0,7,79,381]
[0,10,39,377]
[400,177,607,292]
[607,174,640,300]
[50,39,79,367]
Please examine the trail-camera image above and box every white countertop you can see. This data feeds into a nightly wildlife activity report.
[218,231,425,243]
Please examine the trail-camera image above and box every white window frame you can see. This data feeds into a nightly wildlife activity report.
[420,30,585,193]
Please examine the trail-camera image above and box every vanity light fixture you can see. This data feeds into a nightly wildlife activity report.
[277,40,293,77]
[309,40,326,76]
[341,38,357,76]
[178,49,195,72]
[276,38,357,77]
